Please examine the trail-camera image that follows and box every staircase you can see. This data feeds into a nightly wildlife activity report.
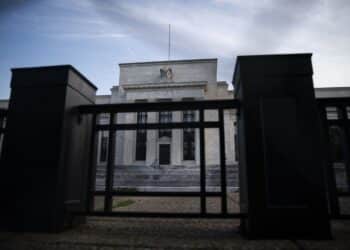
[95,164,239,192]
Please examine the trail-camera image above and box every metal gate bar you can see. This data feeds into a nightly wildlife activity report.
[93,191,223,197]
[199,109,206,214]
[104,113,116,212]
[77,211,246,219]
[319,106,340,217]
[86,113,97,212]
[219,108,228,214]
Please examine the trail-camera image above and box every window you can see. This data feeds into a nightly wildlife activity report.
[100,134,108,162]
[135,100,147,161]
[182,99,196,161]
[158,99,172,138]
[135,129,147,161]
[137,111,147,124]
[183,128,195,160]
[183,110,195,122]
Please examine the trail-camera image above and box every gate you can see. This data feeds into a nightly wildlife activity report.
[318,97,350,219]
[77,97,350,220]
[78,99,244,218]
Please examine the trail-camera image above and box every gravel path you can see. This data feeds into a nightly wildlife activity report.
[1,218,350,249]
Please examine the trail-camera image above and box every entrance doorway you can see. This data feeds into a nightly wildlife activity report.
[159,144,170,165]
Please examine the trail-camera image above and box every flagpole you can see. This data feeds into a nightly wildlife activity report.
[168,24,171,62]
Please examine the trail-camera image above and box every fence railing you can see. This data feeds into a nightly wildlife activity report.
[78,99,244,218]
[0,108,7,157]
[1,96,349,220]
[318,97,350,219]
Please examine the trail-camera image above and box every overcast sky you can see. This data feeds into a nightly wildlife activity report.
[1,0,349,99]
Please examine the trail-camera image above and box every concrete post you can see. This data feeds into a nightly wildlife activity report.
[233,54,331,238]
[0,65,97,232]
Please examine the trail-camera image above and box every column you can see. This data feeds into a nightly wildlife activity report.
[172,110,182,166]
[146,108,157,166]
[233,54,331,238]
[0,65,97,232]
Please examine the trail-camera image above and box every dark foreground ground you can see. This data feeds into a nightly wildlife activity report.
[0,218,350,250]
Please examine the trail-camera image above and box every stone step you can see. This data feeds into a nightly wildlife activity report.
[93,165,239,191]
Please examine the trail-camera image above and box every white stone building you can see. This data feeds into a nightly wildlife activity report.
[95,58,237,169]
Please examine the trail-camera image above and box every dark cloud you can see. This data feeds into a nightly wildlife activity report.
[89,0,186,52]
[0,0,42,15]
[87,0,350,84]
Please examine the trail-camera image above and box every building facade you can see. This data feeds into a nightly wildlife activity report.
[95,59,237,170]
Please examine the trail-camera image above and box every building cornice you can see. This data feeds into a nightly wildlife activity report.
[119,58,217,67]
[121,81,207,90]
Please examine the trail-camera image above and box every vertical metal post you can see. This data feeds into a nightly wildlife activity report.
[199,109,206,214]
[219,108,228,214]
[321,106,340,217]
[104,113,116,212]
[86,113,97,212]
[338,106,350,192]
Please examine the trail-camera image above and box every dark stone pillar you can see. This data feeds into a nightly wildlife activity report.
[233,54,331,238]
[0,65,97,232]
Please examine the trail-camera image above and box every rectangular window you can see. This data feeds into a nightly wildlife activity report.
[182,98,196,161]
[100,134,108,163]
[158,99,172,138]
[135,130,147,161]
[137,111,147,124]
[135,100,147,161]
[183,129,195,160]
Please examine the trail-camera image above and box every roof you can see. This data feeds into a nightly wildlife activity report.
[11,64,97,90]
[119,58,217,67]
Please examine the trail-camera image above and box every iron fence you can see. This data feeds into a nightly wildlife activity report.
[1,96,349,220]
[318,97,350,219]
[78,99,245,218]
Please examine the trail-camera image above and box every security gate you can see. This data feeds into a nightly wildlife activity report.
[78,99,244,218]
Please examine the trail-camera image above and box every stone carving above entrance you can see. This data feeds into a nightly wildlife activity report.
[160,67,173,81]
